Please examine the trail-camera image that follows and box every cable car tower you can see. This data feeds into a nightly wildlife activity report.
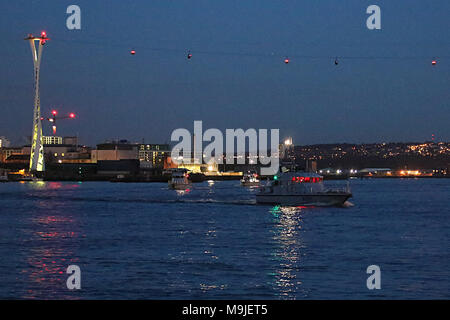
[25,31,49,173]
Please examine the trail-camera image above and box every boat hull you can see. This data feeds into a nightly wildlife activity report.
[256,193,352,207]
[241,181,260,187]
[168,183,191,190]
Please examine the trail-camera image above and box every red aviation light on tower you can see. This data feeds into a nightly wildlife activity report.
[69,113,76,118]
[40,31,49,45]
[130,49,136,55]
[52,110,57,116]
[284,57,290,64]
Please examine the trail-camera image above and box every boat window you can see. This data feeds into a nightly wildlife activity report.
[291,176,322,183]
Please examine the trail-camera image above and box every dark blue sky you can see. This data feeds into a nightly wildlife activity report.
[1,0,449,146]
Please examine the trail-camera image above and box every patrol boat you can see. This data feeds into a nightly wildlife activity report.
[240,170,260,187]
[168,168,192,190]
[256,169,352,206]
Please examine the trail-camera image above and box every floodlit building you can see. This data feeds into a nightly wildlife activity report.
[279,137,294,161]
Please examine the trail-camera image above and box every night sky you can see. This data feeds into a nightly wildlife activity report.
[1,0,449,146]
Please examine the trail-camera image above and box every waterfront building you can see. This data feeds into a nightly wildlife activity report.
[0,147,23,162]
[43,136,63,145]
[63,136,78,146]
[0,136,11,148]
[359,168,393,177]
[91,142,139,162]
[138,144,170,168]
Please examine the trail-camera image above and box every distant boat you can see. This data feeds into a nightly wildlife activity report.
[168,168,192,190]
[256,169,352,206]
[240,170,260,187]
[0,171,8,182]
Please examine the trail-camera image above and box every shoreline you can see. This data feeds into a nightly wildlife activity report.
[2,175,449,183]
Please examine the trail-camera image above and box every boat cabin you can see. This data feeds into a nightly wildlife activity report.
[265,171,326,194]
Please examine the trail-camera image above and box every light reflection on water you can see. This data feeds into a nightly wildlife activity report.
[17,182,82,299]
[270,206,306,299]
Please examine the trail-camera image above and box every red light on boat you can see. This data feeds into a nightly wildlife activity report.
[41,31,47,38]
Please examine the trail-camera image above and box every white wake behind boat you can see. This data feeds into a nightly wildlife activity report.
[256,170,352,207]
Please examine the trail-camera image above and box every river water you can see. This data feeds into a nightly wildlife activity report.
[0,178,448,299]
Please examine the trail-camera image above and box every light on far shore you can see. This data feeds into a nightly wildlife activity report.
[284,137,293,146]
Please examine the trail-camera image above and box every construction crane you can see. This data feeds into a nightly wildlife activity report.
[41,110,76,135]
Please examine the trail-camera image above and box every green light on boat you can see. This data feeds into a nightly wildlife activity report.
[273,175,278,180]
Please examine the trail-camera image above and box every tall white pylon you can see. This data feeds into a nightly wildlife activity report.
[25,32,49,172]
